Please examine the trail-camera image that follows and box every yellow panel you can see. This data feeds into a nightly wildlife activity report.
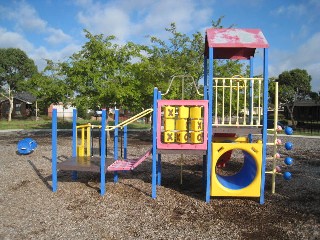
[164,106,175,119]
[163,131,175,143]
[164,118,175,131]
[191,131,203,143]
[211,142,262,197]
[77,145,85,157]
[178,106,189,119]
[212,136,248,143]
[176,118,187,131]
[190,106,202,119]
[191,119,203,131]
[176,131,188,143]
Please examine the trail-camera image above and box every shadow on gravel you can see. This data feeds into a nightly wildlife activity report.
[27,160,52,191]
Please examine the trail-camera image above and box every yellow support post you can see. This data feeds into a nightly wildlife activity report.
[86,125,91,156]
[272,82,279,194]
[229,79,233,124]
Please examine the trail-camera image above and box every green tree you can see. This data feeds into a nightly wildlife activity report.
[23,59,72,116]
[0,48,38,121]
[42,18,245,119]
[59,30,145,117]
[143,18,245,103]
[143,23,205,100]
[276,68,312,127]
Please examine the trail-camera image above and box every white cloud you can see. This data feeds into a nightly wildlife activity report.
[1,1,72,45]
[30,44,81,71]
[0,27,80,72]
[3,1,47,33]
[75,0,213,43]
[46,28,72,45]
[269,32,320,91]
[78,5,131,42]
[0,27,33,51]
[271,4,307,17]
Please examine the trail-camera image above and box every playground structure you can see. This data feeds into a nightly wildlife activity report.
[51,28,294,203]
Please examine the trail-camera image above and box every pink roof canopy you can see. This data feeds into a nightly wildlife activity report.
[205,28,269,60]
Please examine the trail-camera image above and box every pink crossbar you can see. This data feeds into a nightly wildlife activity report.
[107,148,152,171]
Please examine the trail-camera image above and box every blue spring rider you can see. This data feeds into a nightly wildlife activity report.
[17,138,38,155]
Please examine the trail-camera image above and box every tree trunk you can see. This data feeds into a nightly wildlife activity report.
[7,87,13,122]
[286,104,296,128]
[8,96,13,121]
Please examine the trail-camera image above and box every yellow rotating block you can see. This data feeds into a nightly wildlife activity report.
[164,106,175,119]
[178,106,189,119]
[191,131,203,143]
[163,131,175,143]
[164,118,175,131]
[176,118,187,131]
[190,106,202,119]
[211,142,262,197]
[191,119,203,131]
[176,131,188,143]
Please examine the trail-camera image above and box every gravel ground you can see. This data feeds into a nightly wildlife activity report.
[0,130,319,240]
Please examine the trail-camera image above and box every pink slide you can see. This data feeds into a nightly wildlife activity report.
[214,133,236,168]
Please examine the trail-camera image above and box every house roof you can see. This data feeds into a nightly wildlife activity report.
[291,100,320,107]
[0,92,36,104]
[205,28,269,59]
[14,92,36,104]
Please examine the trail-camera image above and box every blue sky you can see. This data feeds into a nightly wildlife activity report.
[0,0,319,91]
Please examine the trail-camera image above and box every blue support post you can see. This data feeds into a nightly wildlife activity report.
[157,154,161,186]
[151,88,158,198]
[157,91,162,186]
[52,109,58,192]
[202,55,208,191]
[205,47,214,202]
[204,57,208,89]
[260,48,269,204]
[100,109,107,195]
[72,109,77,180]
[114,109,119,183]
[123,125,127,159]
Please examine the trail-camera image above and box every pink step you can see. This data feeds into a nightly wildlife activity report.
[107,159,137,171]
[107,148,152,172]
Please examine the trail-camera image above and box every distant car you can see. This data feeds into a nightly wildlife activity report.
[94,110,102,117]
[260,119,287,129]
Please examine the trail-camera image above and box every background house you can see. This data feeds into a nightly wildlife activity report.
[0,92,36,119]
[48,103,76,119]
[285,100,320,122]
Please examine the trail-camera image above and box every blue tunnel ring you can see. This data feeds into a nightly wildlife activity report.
[216,149,258,190]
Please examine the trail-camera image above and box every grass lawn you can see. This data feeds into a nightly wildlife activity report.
[0,118,150,130]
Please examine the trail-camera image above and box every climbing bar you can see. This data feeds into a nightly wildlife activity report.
[162,75,203,97]
[106,108,153,131]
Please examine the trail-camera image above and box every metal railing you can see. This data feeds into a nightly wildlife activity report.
[213,76,263,127]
